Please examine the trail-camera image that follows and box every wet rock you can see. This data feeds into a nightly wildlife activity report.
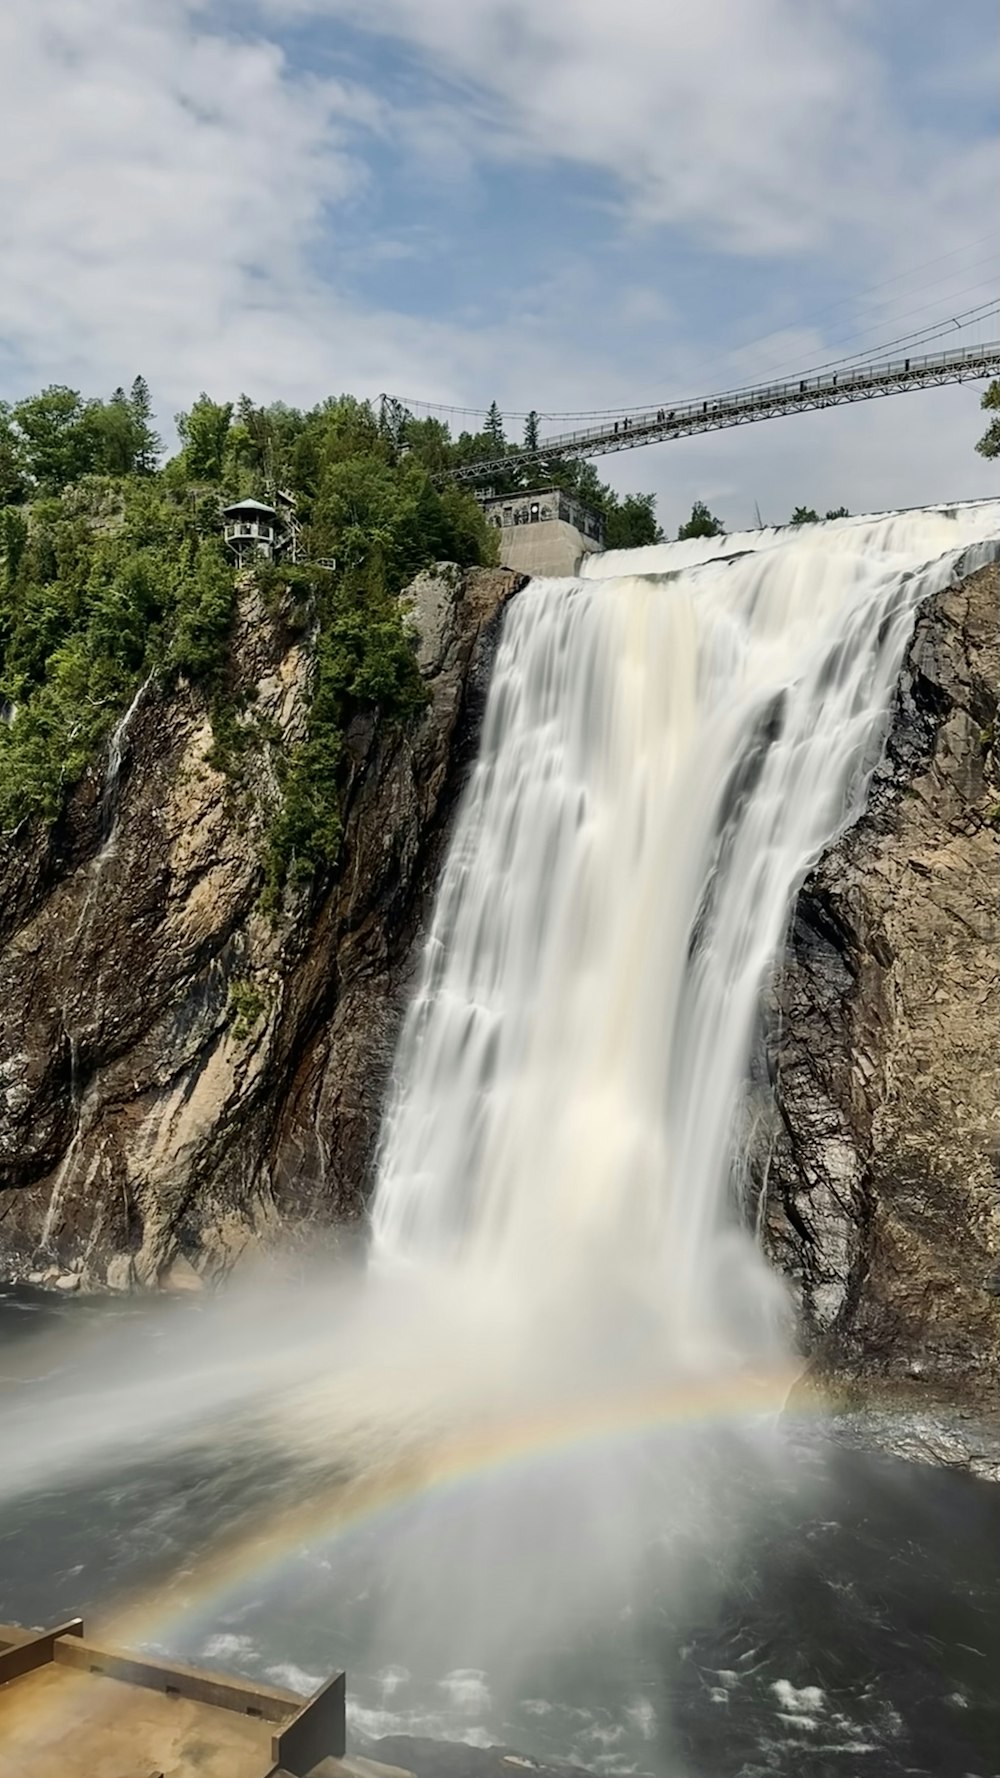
[0,565,523,1285]
[161,1254,204,1293]
[54,1272,80,1292]
[105,1254,134,1293]
[754,562,1000,1412]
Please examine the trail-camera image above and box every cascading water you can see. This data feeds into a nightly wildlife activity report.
[371,504,1000,1370]
[3,504,1000,1775]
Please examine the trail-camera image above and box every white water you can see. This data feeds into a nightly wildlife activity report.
[372,503,1000,1371]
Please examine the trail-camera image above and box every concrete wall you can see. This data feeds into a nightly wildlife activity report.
[497,521,603,578]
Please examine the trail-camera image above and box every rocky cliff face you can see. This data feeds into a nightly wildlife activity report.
[0,564,521,1290]
[2,551,996,1421]
[756,562,999,1411]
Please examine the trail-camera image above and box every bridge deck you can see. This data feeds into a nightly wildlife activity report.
[449,340,1000,482]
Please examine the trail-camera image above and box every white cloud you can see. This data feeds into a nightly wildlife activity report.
[262,0,994,264]
[0,0,994,520]
[0,0,388,404]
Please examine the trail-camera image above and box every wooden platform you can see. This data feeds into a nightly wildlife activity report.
[0,1619,413,1778]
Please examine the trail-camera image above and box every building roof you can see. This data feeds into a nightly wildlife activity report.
[221,498,280,519]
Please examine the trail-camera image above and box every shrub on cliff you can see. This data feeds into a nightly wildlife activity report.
[0,474,236,830]
[0,384,496,865]
[261,556,429,904]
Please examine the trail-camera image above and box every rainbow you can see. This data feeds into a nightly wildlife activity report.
[105,1364,813,1649]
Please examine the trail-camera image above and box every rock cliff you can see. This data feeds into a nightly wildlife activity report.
[2,552,996,1421]
[756,561,999,1411]
[0,564,521,1289]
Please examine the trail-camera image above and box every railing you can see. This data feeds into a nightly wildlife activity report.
[224,521,276,541]
[449,341,1000,482]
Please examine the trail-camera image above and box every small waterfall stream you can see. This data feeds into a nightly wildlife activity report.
[39,674,153,1252]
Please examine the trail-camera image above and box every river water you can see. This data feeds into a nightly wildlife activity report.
[2,1282,998,1777]
[2,506,999,1774]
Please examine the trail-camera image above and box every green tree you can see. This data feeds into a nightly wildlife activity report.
[91,388,143,477]
[677,500,725,540]
[484,401,505,450]
[168,540,237,678]
[1,508,29,597]
[790,505,819,525]
[825,506,849,519]
[604,491,662,549]
[0,403,28,506]
[976,379,1000,459]
[523,410,540,452]
[403,415,454,478]
[176,394,234,482]
[129,376,161,473]
[0,466,235,832]
[0,380,502,854]
[11,386,98,491]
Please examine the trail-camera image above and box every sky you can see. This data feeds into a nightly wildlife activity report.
[1,0,997,532]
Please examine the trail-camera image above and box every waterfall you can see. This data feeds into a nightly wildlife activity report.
[4,504,1000,1693]
[371,503,1000,1369]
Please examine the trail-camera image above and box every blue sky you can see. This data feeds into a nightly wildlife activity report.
[1,0,997,531]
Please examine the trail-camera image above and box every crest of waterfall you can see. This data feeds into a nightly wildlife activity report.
[372,502,1000,1369]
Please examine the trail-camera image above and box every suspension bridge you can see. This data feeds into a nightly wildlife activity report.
[391,339,1000,485]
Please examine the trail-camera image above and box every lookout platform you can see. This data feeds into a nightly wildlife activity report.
[0,1619,413,1778]
[477,487,604,577]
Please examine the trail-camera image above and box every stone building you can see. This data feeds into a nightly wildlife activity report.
[478,487,604,577]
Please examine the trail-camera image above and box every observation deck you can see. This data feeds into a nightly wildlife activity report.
[0,1618,411,1778]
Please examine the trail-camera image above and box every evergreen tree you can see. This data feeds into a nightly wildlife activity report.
[523,410,540,452]
[129,376,161,473]
[677,499,725,540]
[485,400,505,450]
